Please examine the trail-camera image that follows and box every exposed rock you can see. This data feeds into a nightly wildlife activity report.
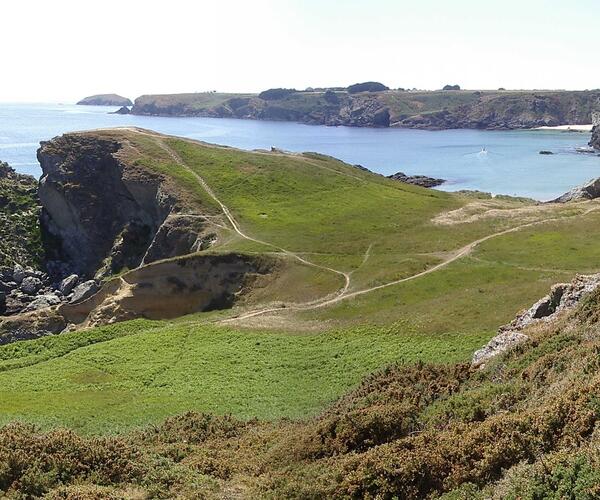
[20,276,43,295]
[77,94,133,106]
[388,172,445,188]
[59,274,79,295]
[37,133,213,280]
[472,331,529,367]
[591,111,600,150]
[112,106,131,115]
[60,253,273,328]
[0,308,67,344]
[23,294,61,312]
[70,280,99,304]
[473,274,600,367]
[12,264,25,284]
[141,215,217,265]
[552,177,600,203]
[539,150,554,155]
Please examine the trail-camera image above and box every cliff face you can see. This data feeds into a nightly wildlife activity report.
[77,94,133,106]
[131,90,599,130]
[591,111,600,150]
[133,92,392,127]
[37,134,214,279]
[397,92,600,130]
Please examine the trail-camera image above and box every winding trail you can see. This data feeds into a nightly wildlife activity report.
[115,128,600,323]
[144,132,351,299]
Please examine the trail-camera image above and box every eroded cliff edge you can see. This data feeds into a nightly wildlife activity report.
[1,131,278,342]
[38,134,216,279]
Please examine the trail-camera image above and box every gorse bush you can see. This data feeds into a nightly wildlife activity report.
[2,296,600,497]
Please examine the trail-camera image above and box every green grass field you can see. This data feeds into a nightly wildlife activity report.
[2,129,600,435]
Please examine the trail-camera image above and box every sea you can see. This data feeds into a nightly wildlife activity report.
[1,102,598,201]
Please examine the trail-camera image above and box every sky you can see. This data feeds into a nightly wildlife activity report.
[1,0,599,102]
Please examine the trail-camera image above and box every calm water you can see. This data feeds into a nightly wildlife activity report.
[1,103,598,201]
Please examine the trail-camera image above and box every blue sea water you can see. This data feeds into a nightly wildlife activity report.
[0,102,598,201]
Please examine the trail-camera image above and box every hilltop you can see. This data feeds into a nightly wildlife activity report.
[1,128,600,496]
[131,89,600,129]
[77,93,133,106]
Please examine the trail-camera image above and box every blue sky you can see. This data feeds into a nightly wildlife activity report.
[1,0,598,101]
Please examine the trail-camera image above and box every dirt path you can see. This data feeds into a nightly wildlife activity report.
[144,132,351,298]
[111,128,600,323]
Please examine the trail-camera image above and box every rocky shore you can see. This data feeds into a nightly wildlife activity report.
[387,172,445,188]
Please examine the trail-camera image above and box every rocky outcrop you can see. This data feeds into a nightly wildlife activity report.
[473,274,600,366]
[552,177,600,203]
[77,94,133,106]
[37,133,215,280]
[398,92,599,130]
[591,111,600,150]
[111,106,131,115]
[388,172,445,188]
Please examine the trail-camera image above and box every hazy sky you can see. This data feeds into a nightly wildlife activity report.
[2,0,598,102]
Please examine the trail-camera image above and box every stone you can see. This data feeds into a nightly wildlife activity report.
[539,150,554,155]
[59,274,79,295]
[552,177,600,203]
[70,280,99,303]
[388,172,446,188]
[12,264,25,284]
[20,276,43,295]
[472,331,529,367]
[23,294,61,312]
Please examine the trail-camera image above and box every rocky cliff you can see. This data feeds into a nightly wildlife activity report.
[591,110,600,150]
[38,133,215,280]
[131,90,599,130]
[77,94,133,106]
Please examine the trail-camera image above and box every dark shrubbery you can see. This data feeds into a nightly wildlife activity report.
[258,88,297,100]
[443,84,461,91]
[347,81,389,93]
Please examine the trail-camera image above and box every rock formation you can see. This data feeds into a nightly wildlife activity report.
[77,94,133,106]
[552,177,600,203]
[473,274,600,366]
[388,172,445,188]
[591,110,600,150]
[37,134,215,280]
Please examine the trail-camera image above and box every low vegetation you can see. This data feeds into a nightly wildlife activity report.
[3,128,600,496]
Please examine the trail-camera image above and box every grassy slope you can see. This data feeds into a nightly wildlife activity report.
[1,130,600,433]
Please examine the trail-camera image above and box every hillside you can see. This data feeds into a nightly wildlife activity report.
[131,89,600,129]
[0,162,42,270]
[77,94,133,106]
[2,129,600,496]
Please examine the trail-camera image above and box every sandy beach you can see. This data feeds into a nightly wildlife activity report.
[534,124,593,132]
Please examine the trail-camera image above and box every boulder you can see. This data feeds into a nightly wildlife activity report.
[20,276,43,295]
[112,106,131,115]
[12,264,25,284]
[23,294,61,312]
[59,274,79,295]
[70,280,99,303]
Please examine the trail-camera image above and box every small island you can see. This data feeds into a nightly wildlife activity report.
[77,94,133,106]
